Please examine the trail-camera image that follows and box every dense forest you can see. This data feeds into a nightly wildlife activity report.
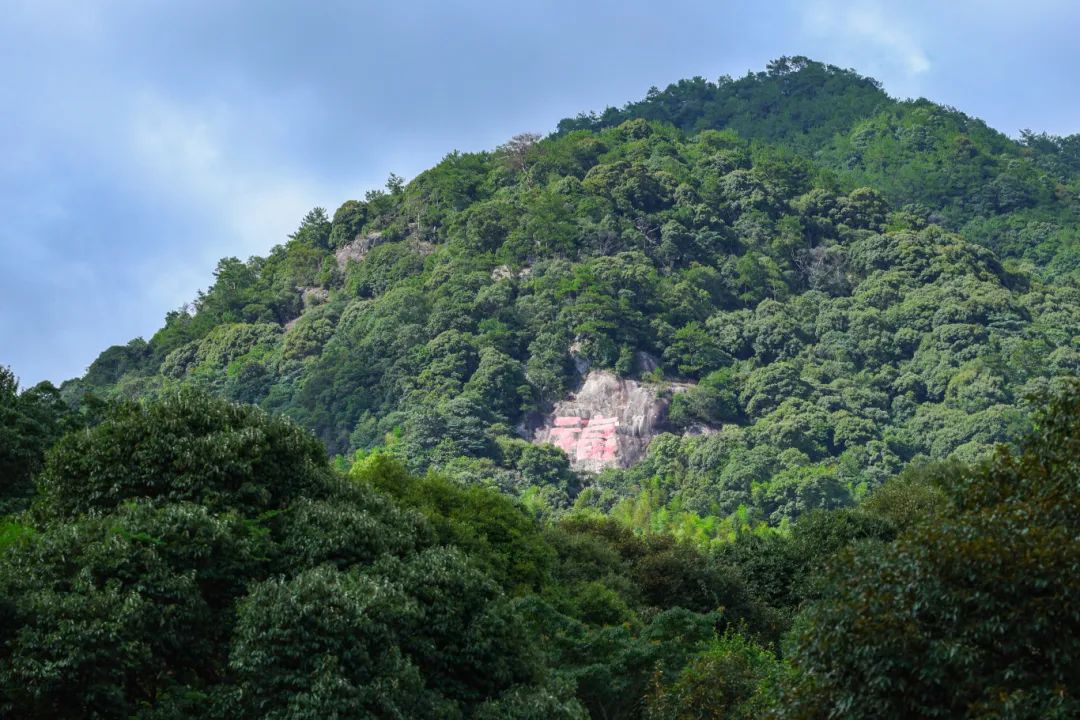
[52,58,1080,535]
[2,57,1079,717]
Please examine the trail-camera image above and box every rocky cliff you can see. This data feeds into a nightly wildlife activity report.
[530,370,677,472]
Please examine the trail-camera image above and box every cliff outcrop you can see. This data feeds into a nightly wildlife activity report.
[530,370,680,472]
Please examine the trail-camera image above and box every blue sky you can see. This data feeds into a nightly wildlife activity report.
[3,0,1079,386]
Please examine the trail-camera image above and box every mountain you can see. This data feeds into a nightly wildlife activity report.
[3,56,1079,720]
[59,57,1080,538]
[561,56,1080,271]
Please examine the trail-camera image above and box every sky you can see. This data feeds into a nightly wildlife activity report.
[2,0,1079,386]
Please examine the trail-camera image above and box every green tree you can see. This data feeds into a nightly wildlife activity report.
[0,368,74,513]
[778,383,1080,719]
[35,389,333,519]
[644,630,781,720]
[226,564,439,719]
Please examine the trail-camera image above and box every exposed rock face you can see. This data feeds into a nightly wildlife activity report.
[299,286,329,308]
[635,351,660,374]
[531,370,675,472]
[490,264,532,281]
[410,238,436,256]
[335,232,434,271]
[334,232,385,270]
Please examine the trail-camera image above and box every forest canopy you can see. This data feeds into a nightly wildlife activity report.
[2,57,1078,718]
[55,58,1080,535]
[1,382,1076,718]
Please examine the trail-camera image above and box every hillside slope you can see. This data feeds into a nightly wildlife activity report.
[66,58,1080,533]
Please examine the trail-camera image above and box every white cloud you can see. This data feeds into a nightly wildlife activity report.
[130,94,328,252]
[803,0,931,76]
[126,93,341,308]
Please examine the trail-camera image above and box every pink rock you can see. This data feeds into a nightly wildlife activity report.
[576,420,618,461]
[530,370,691,472]
[548,426,581,453]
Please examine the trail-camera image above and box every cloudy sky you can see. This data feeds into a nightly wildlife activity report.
[3,0,1078,385]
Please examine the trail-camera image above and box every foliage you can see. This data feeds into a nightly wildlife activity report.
[66,58,1080,530]
[35,388,333,519]
[7,58,1079,718]
[0,392,584,719]
[0,367,77,514]
[350,452,556,592]
[777,382,1080,718]
[644,629,782,720]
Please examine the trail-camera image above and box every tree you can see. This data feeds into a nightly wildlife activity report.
[385,173,405,195]
[289,207,332,249]
[645,630,781,720]
[329,199,369,248]
[778,383,1080,719]
[663,322,730,378]
[351,453,556,593]
[226,564,438,719]
[0,368,74,514]
[0,502,267,718]
[35,389,333,519]
[2,391,586,719]
[500,132,543,176]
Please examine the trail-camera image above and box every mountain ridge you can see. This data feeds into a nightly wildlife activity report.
[3,55,1079,719]
[62,56,1080,536]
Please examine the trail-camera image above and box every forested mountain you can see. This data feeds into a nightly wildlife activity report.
[1,57,1078,718]
[55,57,1080,535]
